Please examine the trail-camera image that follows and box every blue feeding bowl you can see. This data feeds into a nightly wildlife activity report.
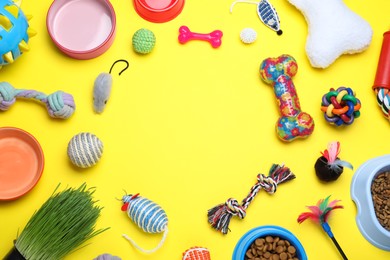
[351,155,390,251]
[232,225,307,260]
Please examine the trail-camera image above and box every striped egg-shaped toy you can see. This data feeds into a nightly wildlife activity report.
[182,247,211,260]
[121,194,168,254]
[67,132,103,168]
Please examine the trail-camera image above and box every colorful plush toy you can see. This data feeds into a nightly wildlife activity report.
[259,54,314,142]
[0,0,36,68]
[287,0,372,68]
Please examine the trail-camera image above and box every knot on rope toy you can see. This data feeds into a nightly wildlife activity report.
[0,82,75,119]
[207,164,295,234]
[257,174,277,194]
[225,198,246,219]
[321,87,361,126]
[259,54,314,142]
[373,87,390,120]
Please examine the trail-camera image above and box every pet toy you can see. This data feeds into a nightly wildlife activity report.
[321,87,361,126]
[93,59,129,113]
[3,183,108,260]
[132,28,156,54]
[314,141,353,182]
[178,26,223,48]
[0,82,75,119]
[373,30,390,120]
[298,196,348,260]
[259,54,314,142]
[121,193,168,254]
[182,247,211,260]
[67,132,104,168]
[0,0,36,68]
[94,253,121,260]
[240,28,257,44]
[208,164,295,234]
[230,0,282,35]
[287,0,372,68]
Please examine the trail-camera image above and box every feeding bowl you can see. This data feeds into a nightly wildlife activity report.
[46,0,116,59]
[0,127,44,200]
[133,0,185,23]
[351,155,390,251]
[232,225,307,260]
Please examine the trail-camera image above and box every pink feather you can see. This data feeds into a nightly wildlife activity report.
[321,141,340,164]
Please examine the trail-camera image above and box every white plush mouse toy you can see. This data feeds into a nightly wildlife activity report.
[287,0,373,69]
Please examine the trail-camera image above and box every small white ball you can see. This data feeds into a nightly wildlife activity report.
[240,28,257,44]
[67,132,104,168]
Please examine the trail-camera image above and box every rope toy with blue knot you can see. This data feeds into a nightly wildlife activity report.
[321,87,361,126]
[0,82,75,119]
[207,164,295,234]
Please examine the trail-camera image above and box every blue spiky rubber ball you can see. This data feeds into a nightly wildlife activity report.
[132,28,156,54]
[0,0,36,67]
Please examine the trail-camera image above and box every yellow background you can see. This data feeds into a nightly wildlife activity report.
[1,0,390,259]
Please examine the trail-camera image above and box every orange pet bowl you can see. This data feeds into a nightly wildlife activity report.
[0,127,44,200]
[133,0,185,23]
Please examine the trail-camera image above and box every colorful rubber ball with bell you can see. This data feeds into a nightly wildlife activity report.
[321,87,361,126]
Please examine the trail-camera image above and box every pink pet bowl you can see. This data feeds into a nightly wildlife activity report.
[133,0,185,23]
[47,0,116,59]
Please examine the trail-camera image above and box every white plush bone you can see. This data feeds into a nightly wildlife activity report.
[287,0,372,68]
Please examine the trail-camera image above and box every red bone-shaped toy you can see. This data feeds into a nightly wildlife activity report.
[178,26,223,48]
[259,54,314,142]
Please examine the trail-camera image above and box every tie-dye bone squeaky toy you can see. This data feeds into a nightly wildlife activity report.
[260,55,314,142]
[121,193,168,254]
[0,0,36,68]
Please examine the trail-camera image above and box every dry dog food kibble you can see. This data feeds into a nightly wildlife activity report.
[371,172,390,231]
[245,236,299,260]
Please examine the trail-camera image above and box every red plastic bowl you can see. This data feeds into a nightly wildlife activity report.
[46,0,116,59]
[133,0,185,23]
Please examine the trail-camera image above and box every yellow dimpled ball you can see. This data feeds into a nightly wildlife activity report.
[132,28,156,54]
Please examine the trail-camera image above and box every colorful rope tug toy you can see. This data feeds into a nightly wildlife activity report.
[0,0,36,68]
[121,193,168,254]
[207,164,295,234]
[260,54,314,142]
[314,141,353,182]
[321,87,361,126]
[0,82,75,119]
[298,196,348,260]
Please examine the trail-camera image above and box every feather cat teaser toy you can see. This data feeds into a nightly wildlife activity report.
[230,0,282,35]
[121,193,168,254]
[314,141,353,182]
[208,164,295,234]
[298,196,348,260]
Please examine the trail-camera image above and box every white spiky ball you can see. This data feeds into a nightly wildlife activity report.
[240,28,257,44]
[67,132,104,168]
